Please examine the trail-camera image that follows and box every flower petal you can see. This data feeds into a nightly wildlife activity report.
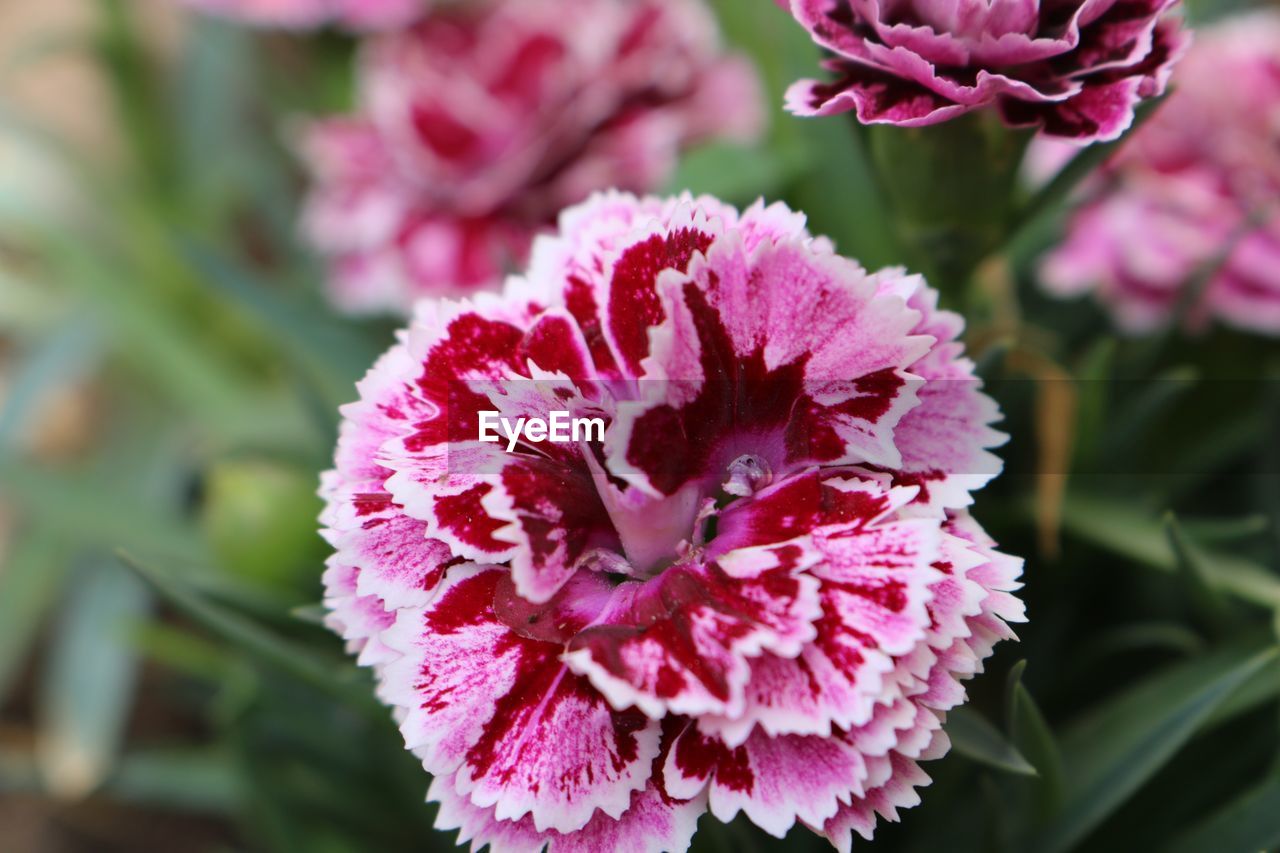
[564,549,823,720]
[381,565,661,833]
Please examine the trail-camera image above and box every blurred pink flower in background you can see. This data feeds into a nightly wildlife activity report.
[777,0,1187,143]
[320,192,1024,850]
[298,0,763,315]
[1040,11,1280,335]
[183,0,425,30]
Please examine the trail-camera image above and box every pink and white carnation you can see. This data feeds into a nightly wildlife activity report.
[182,0,426,30]
[1039,11,1280,334]
[320,191,1024,851]
[777,0,1188,143]
[298,0,763,315]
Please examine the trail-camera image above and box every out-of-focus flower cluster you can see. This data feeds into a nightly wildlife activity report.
[320,192,1024,852]
[1040,11,1280,335]
[776,0,1187,143]
[183,0,427,30]
[297,0,762,315]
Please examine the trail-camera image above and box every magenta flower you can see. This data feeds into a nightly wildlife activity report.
[320,192,1025,850]
[1040,11,1280,334]
[182,0,425,30]
[778,0,1188,143]
[298,0,762,315]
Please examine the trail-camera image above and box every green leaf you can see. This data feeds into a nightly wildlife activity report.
[107,747,241,814]
[1083,622,1206,663]
[667,142,787,204]
[1005,662,1064,817]
[1024,643,1279,853]
[25,229,270,438]
[119,553,372,709]
[1164,511,1232,630]
[1060,495,1280,609]
[1166,772,1280,853]
[0,310,102,448]
[947,706,1038,777]
[0,456,210,563]
[291,603,329,627]
[0,529,71,702]
[1104,366,1198,465]
[1071,337,1116,471]
[1204,649,1280,727]
[36,558,150,798]
[177,240,379,409]
[1181,514,1271,544]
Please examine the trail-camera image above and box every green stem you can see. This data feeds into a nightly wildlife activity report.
[862,112,1032,303]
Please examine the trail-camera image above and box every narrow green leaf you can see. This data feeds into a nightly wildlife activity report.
[0,457,209,563]
[0,311,102,448]
[129,622,238,684]
[1071,337,1116,473]
[1060,495,1280,609]
[118,553,371,708]
[947,706,1038,777]
[1182,514,1270,544]
[107,747,241,814]
[32,231,264,434]
[1166,772,1280,853]
[36,559,150,798]
[1164,511,1232,629]
[1083,622,1206,662]
[1005,662,1064,817]
[291,603,329,627]
[1026,643,1279,853]
[0,529,71,701]
[1104,366,1198,465]
[177,240,378,408]
[1205,649,1280,727]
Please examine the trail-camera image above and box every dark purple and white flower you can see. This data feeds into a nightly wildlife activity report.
[777,0,1188,143]
[298,0,762,314]
[321,192,1024,850]
[1040,11,1280,334]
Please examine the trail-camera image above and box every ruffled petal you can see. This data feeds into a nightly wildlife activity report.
[564,548,823,720]
[381,566,661,833]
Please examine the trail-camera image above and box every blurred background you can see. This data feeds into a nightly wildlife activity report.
[1,0,1279,851]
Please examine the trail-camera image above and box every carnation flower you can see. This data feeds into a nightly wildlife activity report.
[1040,11,1280,335]
[298,0,762,315]
[777,0,1188,143]
[320,192,1024,851]
[182,0,425,30]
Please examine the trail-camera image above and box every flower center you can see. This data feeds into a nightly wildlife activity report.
[721,453,772,497]
[585,448,778,578]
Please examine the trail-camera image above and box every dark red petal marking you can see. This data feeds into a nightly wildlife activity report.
[565,275,620,376]
[672,726,754,793]
[519,312,593,380]
[413,312,527,446]
[712,470,892,553]
[566,552,818,717]
[607,228,714,375]
[433,483,511,553]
